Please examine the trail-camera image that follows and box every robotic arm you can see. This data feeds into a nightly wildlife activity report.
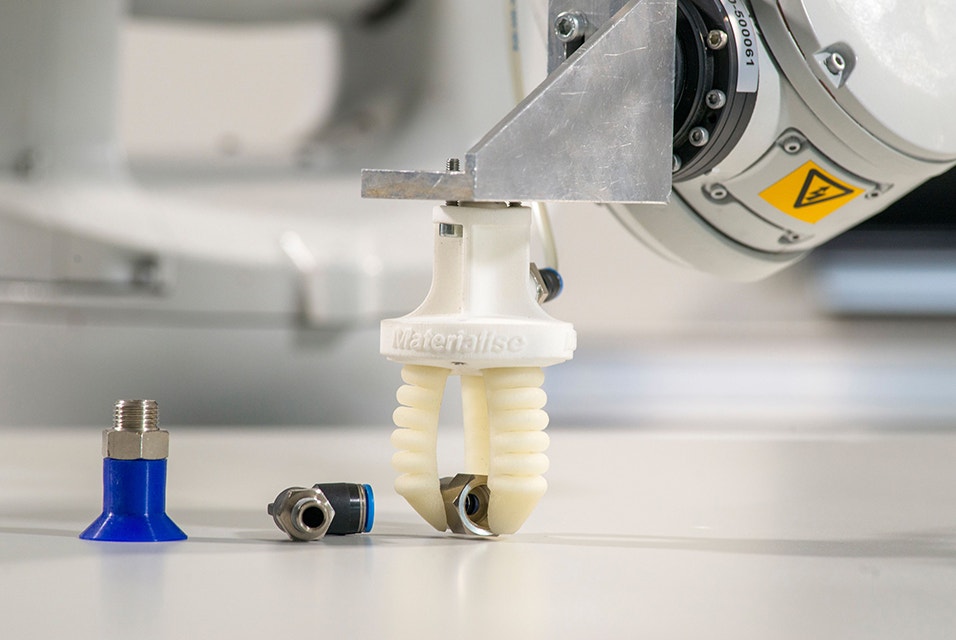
[363,0,956,534]
[614,0,956,280]
[365,0,956,279]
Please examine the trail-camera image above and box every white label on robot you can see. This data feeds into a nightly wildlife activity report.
[721,0,759,93]
[392,328,528,355]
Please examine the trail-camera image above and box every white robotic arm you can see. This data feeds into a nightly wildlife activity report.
[365,0,956,279]
[615,0,956,280]
[365,0,956,534]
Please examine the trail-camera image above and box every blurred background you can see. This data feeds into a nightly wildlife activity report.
[1,0,955,428]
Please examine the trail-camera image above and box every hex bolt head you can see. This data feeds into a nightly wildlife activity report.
[706,29,728,50]
[554,11,588,43]
[779,231,803,245]
[103,399,169,460]
[781,136,803,154]
[825,52,846,75]
[705,89,727,110]
[103,429,169,460]
[706,184,729,200]
[689,126,710,147]
[440,474,496,537]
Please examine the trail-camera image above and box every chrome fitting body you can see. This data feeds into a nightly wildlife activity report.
[102,399,169,460]
[268,486,335,542]
[268,483,375,541]
[439,474,496,538]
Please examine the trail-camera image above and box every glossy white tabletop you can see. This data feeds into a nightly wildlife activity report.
[1,424,954,639]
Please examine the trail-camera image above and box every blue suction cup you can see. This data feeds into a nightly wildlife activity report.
[80,458,186,542]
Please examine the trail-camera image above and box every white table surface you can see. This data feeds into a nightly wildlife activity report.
[1,424,954,639]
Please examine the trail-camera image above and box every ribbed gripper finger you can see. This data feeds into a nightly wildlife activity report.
[488,474,548,497]
[490,408,549,432]
[492,452,550,476]
[394,473,438,496]
[390,427,431,451]
[396,384,443,409]
[392,406,439,431]
[391,449,434,474]
[394,473,447,532]
[491,430,550,454]
[483,367,545,390]
[487,387,547,411]
[400,364,450,388]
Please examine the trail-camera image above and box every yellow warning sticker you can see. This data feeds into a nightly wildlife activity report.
[759,161,864,223]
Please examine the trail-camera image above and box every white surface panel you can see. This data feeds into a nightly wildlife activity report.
[787,0,956,158]
[1,425,954,639]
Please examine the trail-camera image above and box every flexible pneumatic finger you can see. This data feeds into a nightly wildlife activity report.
[484,367,550,534]
[462,374,490,475]
[391,364,449,531]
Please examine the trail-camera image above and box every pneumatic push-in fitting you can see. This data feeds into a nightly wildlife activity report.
[80,400,186,542]
[268,483,374,541]
[381,203,576,535]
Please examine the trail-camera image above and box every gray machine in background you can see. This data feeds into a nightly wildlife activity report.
[1,0,954,426]
[0,0,445,425]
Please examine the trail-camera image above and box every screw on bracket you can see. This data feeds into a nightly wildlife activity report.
[554,11,588,43]
[706,30,728,50]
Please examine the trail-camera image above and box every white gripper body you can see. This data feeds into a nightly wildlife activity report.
[391,363,551,534]
[382,204,575,535]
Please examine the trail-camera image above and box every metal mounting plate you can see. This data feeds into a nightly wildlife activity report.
[362,0,676,203]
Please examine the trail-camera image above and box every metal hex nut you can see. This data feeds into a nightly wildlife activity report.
[439,474,495,537]
[268,486,335,542]
[102,428,169,460]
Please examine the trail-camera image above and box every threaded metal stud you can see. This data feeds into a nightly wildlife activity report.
[113,399,159,432]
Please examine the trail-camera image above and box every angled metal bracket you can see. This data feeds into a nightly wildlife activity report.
[362,0,676,203]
